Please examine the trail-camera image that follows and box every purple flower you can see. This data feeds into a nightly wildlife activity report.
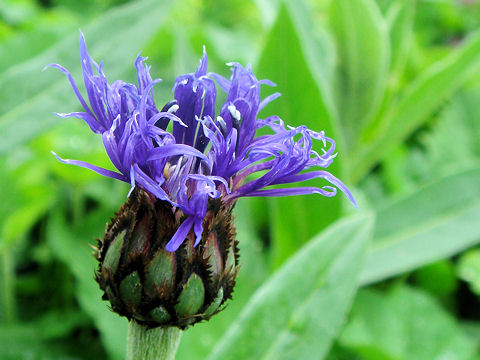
[49,33,357,252]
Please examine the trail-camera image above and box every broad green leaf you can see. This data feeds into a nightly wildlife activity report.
[353,30,480,182]
[0,312,104,359]
[386,0,415,79]
[0,323,50,360]
[330,0,390,144]
[409,87,480,183]
[0,0,173,154]
[254,0,281,28]
[360,167,480,285]
[176,200,270,360]
[0,251,15,322]
[47,208,127,360]
[339,286,476,360]
[0,157,54,252]
[364,0,415,143]
[257,1,347,269]
[412,260,458,298]
[462,321,480,354]
[171,25,198,76]
[207,213,373,360]
[457,249,480,295]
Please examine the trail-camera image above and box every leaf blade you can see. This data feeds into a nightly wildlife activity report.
[353,31,480,182]
[207,213,373,360]
[0,0,173,154]
[360,167,480,285]
[329,0,390,144]
[257,1,348,268]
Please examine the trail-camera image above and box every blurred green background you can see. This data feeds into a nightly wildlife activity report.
[1,0,480,359]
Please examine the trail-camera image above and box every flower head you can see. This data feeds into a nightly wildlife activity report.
[49,33,356,252]
[48,33,357,328]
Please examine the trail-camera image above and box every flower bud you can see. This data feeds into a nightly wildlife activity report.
[95,189,238,329]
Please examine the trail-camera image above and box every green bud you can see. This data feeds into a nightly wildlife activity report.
[103,229,125,274]
[175,273,205,318]
[126,216,151,257]
[204,287,224,317]
[225,240,236,273]
[149,306,171,324]
[95,189,239,329]
[119,271,142,309]
[145,249,176,297]
[205,232,223,285]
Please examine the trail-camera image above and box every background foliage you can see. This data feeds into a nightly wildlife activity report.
[1,0,480,359]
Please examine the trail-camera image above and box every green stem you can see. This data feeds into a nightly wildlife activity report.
[126,321,182,360]
[0,250,16,323]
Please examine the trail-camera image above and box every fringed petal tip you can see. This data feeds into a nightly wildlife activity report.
[42,63,56,72]
[195,46,208,77]
[51,150,126,182]
[43,63,66,73]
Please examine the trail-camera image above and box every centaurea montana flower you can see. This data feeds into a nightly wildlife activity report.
[50,35,355,251]
[48,34,356,328]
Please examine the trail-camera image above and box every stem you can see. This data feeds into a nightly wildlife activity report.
[126,321,182,360]
[0,250,16,322]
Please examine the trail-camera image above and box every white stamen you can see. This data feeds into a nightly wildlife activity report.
[216,116,227,128]
[167,104,179,113]
[228,104,241,121]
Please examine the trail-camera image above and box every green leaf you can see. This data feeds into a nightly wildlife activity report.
[257,0,347,269]
[339,286,476,360]
[409,86,480,183]
[0,313,104,359]
[0,157,54,252]
[0,323,48,360]
[386,0,415,78]
[329,0,390,144]
[0,0,173,154]
[47,208,127,360]
[412,260,458,298]
[457,249,480,295]
[353,30,480,182]
[360,167,480,285]
[363,0,415,145]
[207,214,373,360]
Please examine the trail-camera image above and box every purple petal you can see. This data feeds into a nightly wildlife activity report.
[259,92,281,111]
[209,72,231,93]
[193,218,204,247]
[45,63,94,119]
[54,111,102,133]
[51,151,126,181]
[195,46,208,77]
[165,216,195,252]
[273,171,358,208]
[148,112,186,127]
[132,164,170,202]
[147,144,208,162]
[242,186,337,198]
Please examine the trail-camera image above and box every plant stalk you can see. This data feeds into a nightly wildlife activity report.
[1,250,16,322]
[126,321,182,360]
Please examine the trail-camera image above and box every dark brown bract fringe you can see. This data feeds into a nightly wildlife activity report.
[95,188,238,329]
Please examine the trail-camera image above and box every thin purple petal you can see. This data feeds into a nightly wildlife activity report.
[166,217,195,252]
[51,151,126,181]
